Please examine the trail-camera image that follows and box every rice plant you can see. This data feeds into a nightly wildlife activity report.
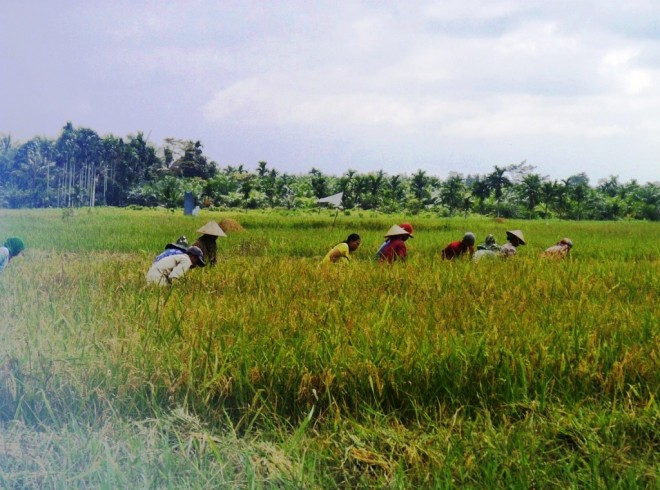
[0,208,658,488]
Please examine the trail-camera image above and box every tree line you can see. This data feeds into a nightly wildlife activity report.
[1,123,658,220]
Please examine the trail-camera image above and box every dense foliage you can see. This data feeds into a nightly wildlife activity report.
[1,123,658,220]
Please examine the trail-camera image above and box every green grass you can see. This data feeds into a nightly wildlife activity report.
[0,207,658,488]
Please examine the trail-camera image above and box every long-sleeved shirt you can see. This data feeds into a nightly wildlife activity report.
[379,239,407,263]
[153,248,185,263]
[374,240,389,260]
[543,244,570,258]
[441,241,474,259]
[146,254,193,286]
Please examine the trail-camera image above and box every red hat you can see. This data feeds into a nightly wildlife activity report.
[399,223,414,237]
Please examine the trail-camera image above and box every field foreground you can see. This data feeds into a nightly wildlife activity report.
[0,208,658,488]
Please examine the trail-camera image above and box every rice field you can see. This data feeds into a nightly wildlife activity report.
[0,207,658,488]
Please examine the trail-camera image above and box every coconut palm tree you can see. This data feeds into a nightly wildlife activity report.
[410,169,429,201]
[517,174,542,219]
[440,174,465,215]
[485,166,512,217]
[470,177,490,215]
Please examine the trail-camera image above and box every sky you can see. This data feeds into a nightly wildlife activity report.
[1,0,659,184]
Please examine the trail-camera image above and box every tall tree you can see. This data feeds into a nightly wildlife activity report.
[337,169,358,208]
[0,135,16,186]
[517,174,542,219]
[598,175,620,198]
[567,172,589,186]
[165,140,217,179]
[387,174,405,206]
[261,167,279,207]
[410,169,429,201]
[275,173,295,208]
[12,137,56,207]
[73,127,102,206]
[570,182,590,220]
[459,191,473,218]
[539,181,557,219]
[471,177,490,215]
[99,135,125,205]
[54,122,77,207]
[362,170,385,210]
[257,161,269,178]
[309,167,329,199]
[486,165,512,217]
[634,182,660,220]
[440,174,465,215]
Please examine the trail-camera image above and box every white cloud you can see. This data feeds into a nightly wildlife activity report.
[421,0,523,21]
[123,46,234,77]
[4,0,660,182]
[600,48,655,94]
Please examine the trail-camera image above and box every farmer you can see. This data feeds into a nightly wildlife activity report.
[193,221,226,267]
[442,232,476,259]
[500,230,526,258]
[146,246,206,286]
[472,234,500,262]
[542,237,573,258]
[374,223,414,260]
[477,234,500,251]
[322,233,361,264]
[153,235,189,263]
[0,237,25,275]
[378,225,412,263]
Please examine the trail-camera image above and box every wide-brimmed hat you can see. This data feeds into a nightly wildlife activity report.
[165,235,189,251]
[196,221,227,237]
[186,246,206,266]
[399,223,414,237]
[506,229,526,245]
[385,224,411,238]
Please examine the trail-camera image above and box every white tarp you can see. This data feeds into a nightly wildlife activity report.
[317,192,344,208]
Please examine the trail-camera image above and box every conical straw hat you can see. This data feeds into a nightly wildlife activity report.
[384,224,410,238]
[196,221,227,237]
[506,229,525,245]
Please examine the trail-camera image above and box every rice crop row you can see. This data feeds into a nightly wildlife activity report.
[0,208,657,487]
